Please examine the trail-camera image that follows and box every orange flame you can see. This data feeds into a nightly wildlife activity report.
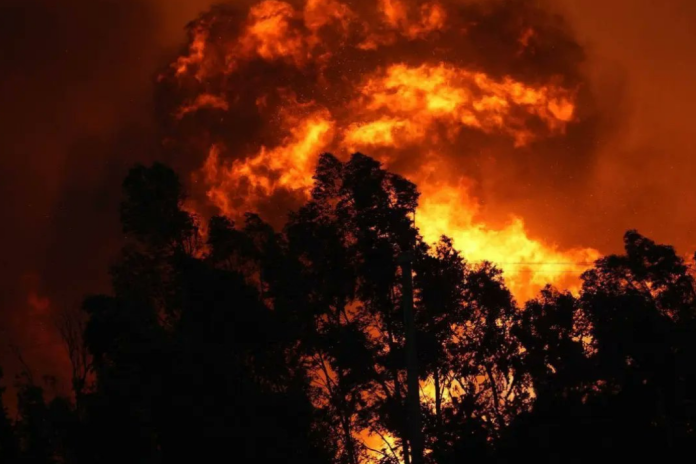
[175,93,229,120]
[345,63,575,149]
[169,0,598,301]
[200,104,334,217]
[163,1,603,461]
[173,23,208,79]
[239,1,308,66]
[415,180,599,301]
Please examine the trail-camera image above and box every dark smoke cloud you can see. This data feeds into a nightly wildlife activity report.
[154,0,598,225]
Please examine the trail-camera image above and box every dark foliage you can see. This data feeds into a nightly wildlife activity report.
[3,154,696,463]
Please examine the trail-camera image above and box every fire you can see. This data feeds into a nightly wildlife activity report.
[175,93,229,120]
[415,180,600,301]
[164,0,598,300]
[156,1,605,461]
[172,23,208,79]
[345,63,576,148]
[378,0,446,36]
[239,1,308,66]
[199,103,334,217]
[304,0,354,34]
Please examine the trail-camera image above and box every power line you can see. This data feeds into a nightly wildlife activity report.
[474,262,594,265]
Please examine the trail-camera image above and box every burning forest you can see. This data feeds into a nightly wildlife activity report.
[157,0,600,300]
[1,0,696,463]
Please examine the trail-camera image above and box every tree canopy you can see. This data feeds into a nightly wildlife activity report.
[2,153,695,463]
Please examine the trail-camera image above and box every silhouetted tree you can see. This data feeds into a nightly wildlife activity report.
[6,154,696,464]
[282,153,423,464]
[0,368,18,463]
[501,230,696,462]
[78,162,334,464]
[579,230,696,457]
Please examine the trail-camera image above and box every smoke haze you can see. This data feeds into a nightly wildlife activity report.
[0,0,694,390]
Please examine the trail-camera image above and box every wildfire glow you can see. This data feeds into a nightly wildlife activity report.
[200,105,335,217]
[172,23,208,79]
[346,63,576,148]
[167,0,598,303]
[175,93,229,120]
[239,1,308,66]
[160,1,604,462]
[415,180,600,301]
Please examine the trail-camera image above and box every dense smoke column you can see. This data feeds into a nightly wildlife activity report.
[156,0,601,299]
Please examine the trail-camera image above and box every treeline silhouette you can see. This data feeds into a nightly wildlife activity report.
[2,152,696,463]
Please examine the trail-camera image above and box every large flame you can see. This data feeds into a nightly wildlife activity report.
[345,63,575,149]
[165,0,599,302]
[160,1,600,461]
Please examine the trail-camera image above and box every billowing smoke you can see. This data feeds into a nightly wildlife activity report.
[1,0,695,398]
[155,0,602,299]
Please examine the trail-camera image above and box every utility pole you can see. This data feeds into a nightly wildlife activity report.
[399,251,423,464]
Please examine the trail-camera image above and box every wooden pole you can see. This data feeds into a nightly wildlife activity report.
[399,251,423,464]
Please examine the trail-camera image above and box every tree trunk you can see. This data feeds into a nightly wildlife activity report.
[434,369,442,430]
[400,252,423,464]
[340,414,358,464]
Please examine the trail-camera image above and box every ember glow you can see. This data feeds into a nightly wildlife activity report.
[161,0,599,300]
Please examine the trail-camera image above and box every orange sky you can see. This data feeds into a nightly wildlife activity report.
[0,0,694,392]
